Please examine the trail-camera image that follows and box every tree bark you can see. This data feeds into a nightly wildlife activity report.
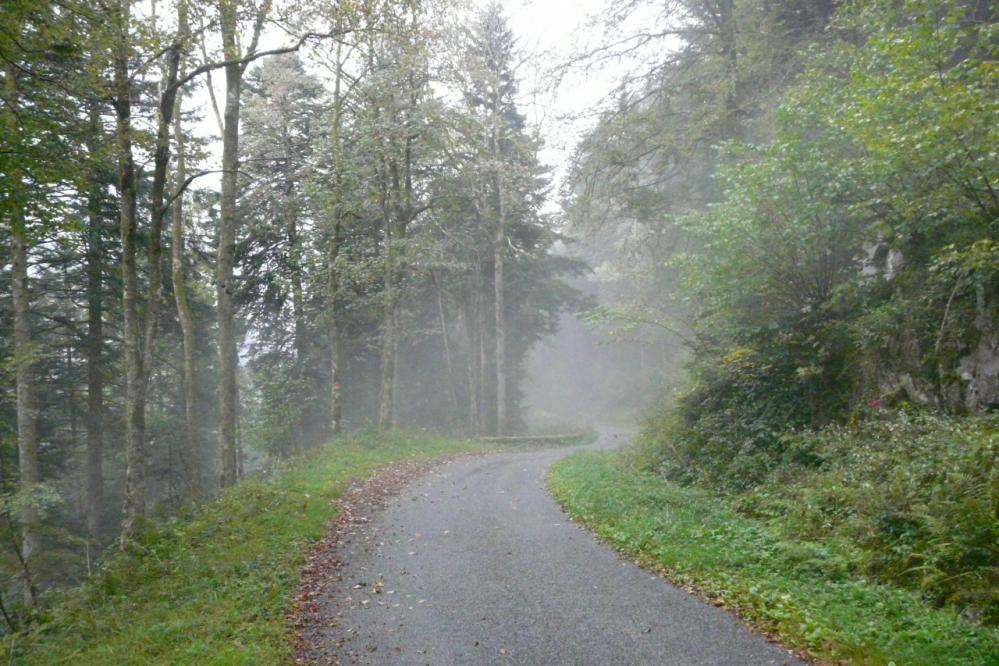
[432,270,459,414]
[10,228,39,607]
[287,180,307,454]
[217,59,240,486]
[328,34,345,436]
[84,102,105,539]
[491,88,509,435]
[214,0,271,483]
[142,43,180,391]
[171,4,202,499]
[478,259,496,434]
[216,0,254,486]
[493,173,508,436]
[377,159,399,431]
[119,1,181,543]
[114,0,146,546]
[461,286,481,436]
[6,59,41,605]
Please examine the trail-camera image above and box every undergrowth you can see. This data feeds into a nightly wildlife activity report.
[632,412,999,625]
[549,451,999,665]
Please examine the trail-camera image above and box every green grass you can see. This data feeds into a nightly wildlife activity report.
[5,431,492,665]
[548,451,999,666]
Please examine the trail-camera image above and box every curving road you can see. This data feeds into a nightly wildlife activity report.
[312,432,803,665]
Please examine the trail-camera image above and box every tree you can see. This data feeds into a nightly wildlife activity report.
[461,3,525,435]
[170,0,202,500]
[1,0,85,603]
[360,5,435,432]
[239,53,326,455]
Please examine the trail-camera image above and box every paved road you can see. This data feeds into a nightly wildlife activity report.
[316,432,803,665]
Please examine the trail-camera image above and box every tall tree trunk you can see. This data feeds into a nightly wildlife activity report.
[119,3,181,542]
[461,286,481,436]
[171,9,202,500]
[377,187,399,432]
[217,93,240,484]
[142,44,180,389]
[493,175,508,436]
[376,62,422,432]
[329,304,343,435]
[287,183,307,454]
[10,219,39,608]
[65,346,83,527]
[217,2,243,486]
[114,0,146,546]
[328,35,345,436]
[491,89,509,435]
[84,103,105,538]
[431,271,458,414]
[3,9,40,603]
[377,154,413,432]
[215,0,269,483]
[478,260,496,435]
[7,60,40,605]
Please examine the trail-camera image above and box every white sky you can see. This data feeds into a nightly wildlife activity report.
[500,0,621,196]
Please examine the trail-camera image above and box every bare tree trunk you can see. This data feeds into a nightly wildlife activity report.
[216,0,269,484]
[114,0,146,546]
[119,3,181,542]
[461,287,481,436]
[287,185,307,454]
[171,166,201,498]
[217,4,243,486]
[478,261,496,435]
[377,184,399,432]
[84,103,105,538]
[491,89,509,435]
[328,35,345,436]
[142,43,180,388]
[330,320,343,434]
[8,120,40,607]
[171,4,202,499]
[432,270,458,414]
[493,177,508,436]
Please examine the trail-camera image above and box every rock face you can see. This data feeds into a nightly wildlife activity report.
[860,241,904,282]
[960,332,999,413]
[857,243,999,415]
[957,284,999,414]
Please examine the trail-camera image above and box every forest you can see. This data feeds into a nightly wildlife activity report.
[2,0,580,615]
[1,0,997,662]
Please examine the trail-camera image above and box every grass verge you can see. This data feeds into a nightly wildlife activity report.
[5,431,491,665]
[548,451,999,666]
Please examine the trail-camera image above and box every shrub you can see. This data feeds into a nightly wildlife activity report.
[644,410,999,624]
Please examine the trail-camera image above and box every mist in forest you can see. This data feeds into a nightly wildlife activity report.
[522,264,684,430]
[3,0,998,652]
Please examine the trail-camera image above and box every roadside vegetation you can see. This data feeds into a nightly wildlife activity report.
[2,432,491,665]
[550,450,999,665]
[638,412,998,624]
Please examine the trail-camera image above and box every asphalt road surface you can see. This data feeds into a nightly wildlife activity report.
[316,432,803,665]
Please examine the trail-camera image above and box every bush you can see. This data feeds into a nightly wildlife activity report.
[748,414,998,623]
[642,409,999,624]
